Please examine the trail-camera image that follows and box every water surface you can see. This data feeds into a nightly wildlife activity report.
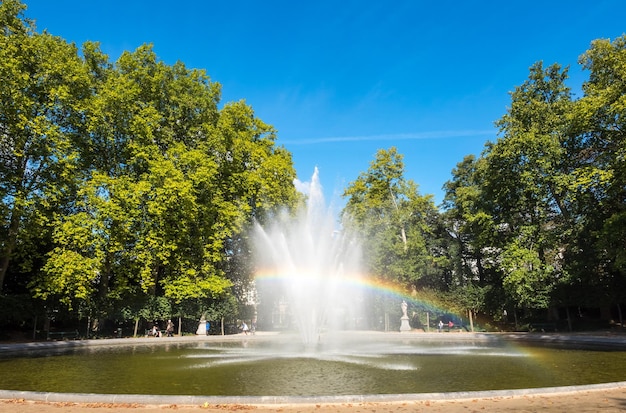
[2,335,625,396]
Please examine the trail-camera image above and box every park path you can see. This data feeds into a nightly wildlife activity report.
[2,386,626,413]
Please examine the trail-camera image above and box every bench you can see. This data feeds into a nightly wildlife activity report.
[47,330,79,340]
[529,322,557,332]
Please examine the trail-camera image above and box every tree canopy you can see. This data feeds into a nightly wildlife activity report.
[343,37,626,328]
[2,0,626,335]
[0,0,297,332]
[439,39,626,324]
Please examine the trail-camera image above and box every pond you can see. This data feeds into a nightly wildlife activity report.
[1,334,625,397]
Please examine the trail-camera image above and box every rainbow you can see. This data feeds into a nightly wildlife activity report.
[254,268,460,321]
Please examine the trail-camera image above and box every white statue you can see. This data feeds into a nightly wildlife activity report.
[400,300,410,332]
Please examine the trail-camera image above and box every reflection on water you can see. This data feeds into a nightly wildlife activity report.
[1,335,625,396]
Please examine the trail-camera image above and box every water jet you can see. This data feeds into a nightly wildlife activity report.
[253,168,365,343]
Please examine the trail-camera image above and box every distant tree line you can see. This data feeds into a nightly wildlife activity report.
[1,0,625,336]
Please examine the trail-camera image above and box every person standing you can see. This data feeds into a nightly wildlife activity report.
[166,319,174,337]
[205,321,210,336]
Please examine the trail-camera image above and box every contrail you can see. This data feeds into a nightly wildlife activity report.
[280,130,494,145]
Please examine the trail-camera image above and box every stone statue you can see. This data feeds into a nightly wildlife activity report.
[400,300,410,332]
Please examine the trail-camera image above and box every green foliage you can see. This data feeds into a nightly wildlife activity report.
[500,240,554,309]
[137,296,171,323]
[443,37,626,317]
[203,294,239,322]
[0,0,90,293]
[342,148,442,289]
[0,1,297,329]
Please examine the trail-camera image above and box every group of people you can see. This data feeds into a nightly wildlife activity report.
[205,320,254,335]
[148,319,255,337]
[149,319,175,337]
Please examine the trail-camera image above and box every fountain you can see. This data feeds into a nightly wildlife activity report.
[253,168,364,344]
[1,170,626,404]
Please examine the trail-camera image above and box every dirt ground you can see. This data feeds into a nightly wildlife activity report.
[2,386,626,413]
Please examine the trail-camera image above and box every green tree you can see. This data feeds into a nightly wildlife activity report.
[567,35,626,312]
[342,148,439,288]
[484,62,574,312]
[442,155,501,323]
[443,155,497,287]
[448,283,491,332]
[0,0,90,293]
[28,40,298,321]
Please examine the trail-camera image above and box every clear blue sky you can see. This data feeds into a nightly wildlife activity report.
[22,1,626,207]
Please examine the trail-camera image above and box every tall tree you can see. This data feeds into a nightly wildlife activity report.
[30,42,299,317]
[0,0,89,292]
[484,62,574,311]
[569,35,626,309]
[442,155,495,287]
[342,147,439,288]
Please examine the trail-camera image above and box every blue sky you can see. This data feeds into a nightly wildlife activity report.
[22,1,626,207]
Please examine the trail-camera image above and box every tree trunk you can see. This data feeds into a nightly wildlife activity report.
[32,315,38,341]
[468,309,474,332]
[388,184,408,251]
[601,306,612,321]
[99,253,112,299]
[0,205,22,293]
[475,253,485,284]
[133,318,139,337]
[566,306,572,332]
